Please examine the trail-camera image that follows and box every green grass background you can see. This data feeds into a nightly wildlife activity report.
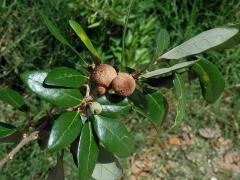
[0,0,240,179]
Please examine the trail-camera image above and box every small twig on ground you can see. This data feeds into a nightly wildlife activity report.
[0,131,39,169]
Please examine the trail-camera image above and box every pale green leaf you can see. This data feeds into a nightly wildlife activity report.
[161,27,238,59]
[92,162,122,180]
[170,73,186,129]
[141,60,199,78]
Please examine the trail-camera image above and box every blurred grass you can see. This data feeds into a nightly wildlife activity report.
[0,0,240,179]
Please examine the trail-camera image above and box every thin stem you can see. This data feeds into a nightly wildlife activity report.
[69,45,88,67]
[121,0,135,70]
[0,131,39,169]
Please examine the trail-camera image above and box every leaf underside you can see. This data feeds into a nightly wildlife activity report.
[170,73,186,130]
[142,60,199,78]
[161,27,238,59]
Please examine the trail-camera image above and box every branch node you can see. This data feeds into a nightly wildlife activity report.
[23,133,27,138]
[33,134,38,140]
[0,131,39,169]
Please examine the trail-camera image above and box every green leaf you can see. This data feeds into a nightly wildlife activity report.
[160,27,239,59]
[0,122,17,138]
[42,16,88,66]
[42,15,70,46]
[78,122,99,180]
[21,71,83,108]
[69,20,101,64]
[92,162,122,180]
[129,90,168,128]
[170,73,186,130]
[192,60,225,103]
[47,153,65,180]
[144,92,168,128]
[96,95,131,116]
[0,88,25,109]
[48,111,82,152]
[93,115,134,158]
[128,89,148,110]
[155,29,170,57]
[44,67,87,88]
[141,60,199,78]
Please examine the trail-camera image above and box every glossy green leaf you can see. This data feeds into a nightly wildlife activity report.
[92,162,122,180]
[130,90,167,128]
[44,67,87,88]
[21,71,83,108]
[47,153,65,180]
[69,20,101,64]
[141,60,199,78]
[78,122,99,180]
[48,111,82,152]
[93,115,134,158]
[96,95,131,115]
[171,73,186,130]
[160,27,238,60]
[192,60,225,103]
[129,89,169,127]
[0,122,17,138]
[144,92,167,128]
[0,88,25,109]
[42,15,70,46]
[155,29,170,57]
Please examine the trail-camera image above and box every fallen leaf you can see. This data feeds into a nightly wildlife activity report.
[199,128,221,139]
[217,162,240,174]
[182,132,192,145]
[168,136,181,145]
[224,151,240,164]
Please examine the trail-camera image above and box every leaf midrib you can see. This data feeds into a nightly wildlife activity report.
[6,91,22,108]
[97,117,131,154]
[147,94,164,123]
[53,74,87,80]
[53,112,80,148]
[173,74,186,128]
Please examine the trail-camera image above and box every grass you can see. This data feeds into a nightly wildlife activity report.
[0,0,240,179]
